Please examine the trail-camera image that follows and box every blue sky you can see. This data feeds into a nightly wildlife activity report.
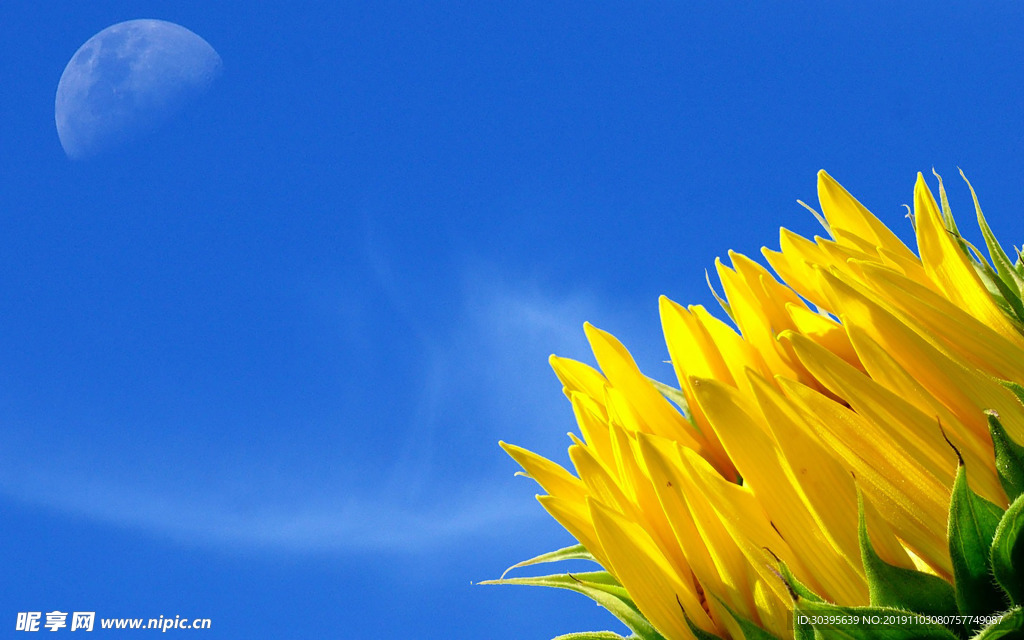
[3,2,1024,637]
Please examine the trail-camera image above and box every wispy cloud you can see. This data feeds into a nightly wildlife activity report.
[0,262,653,555]
[0,461,538,553]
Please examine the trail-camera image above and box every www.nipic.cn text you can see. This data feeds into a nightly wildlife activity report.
[16,611,212,632]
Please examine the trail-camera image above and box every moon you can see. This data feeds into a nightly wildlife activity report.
[55,19,222,159]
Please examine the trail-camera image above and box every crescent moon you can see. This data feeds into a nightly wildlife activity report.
[55,19,222,159]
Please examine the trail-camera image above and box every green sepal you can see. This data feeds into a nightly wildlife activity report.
[961,169,1024,300]
[705,269,734,322]
[858,493,958,618]
[776,560,825,604]
[551,633,631,640]
[997,380,1024,406]
[684,614,726,640]
[933,170,962,238]
[498,543,597,579]
[479,572,666,640]
[974,258,1024,327]
[947,445,1006,620]
[977,260,1024,327]
[647,377,692,421]
[987,409,1024,502]
[973,607,1024,640]
[793,599,959,640]
[708,592,782,640]
[991,493,1024,606]
[792,615,814,640]
[774,564,820,640]
[798,199,830,235]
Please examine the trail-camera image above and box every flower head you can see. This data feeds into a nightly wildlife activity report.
[488,171,1024,640]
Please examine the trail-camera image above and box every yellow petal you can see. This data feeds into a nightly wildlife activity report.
[569,441,639,520]
[783,330,983,502]
[689,375,866,604]
[568,391,616,469]
[549,354,608,403]
[584,323,702,449]
[819,267,1024,448]
[659,297,737,477]
[637,435,723,587]
[776,377,952,576]
[830,226,885,258]
[764,228,835,309]
[589,498,712,639]
[500,441,588,503]
[816,235,879,273]
[677,456,762,622]
[842,322,1001,497]
[677,447,797,626]
[730,251,805,319]
[716,258,804,382]
[914,173,1024,348]
[661,296,735,384]
[537,494,609,569]
[876,246,936,291]
[753,578,790,639]
[608,423,692,577]
[856,259,1024,382]
[785,302,861,371]
[746,370,912,574]
[690,304,772,398]
[817,170,917,263]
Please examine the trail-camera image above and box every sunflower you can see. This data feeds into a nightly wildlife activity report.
[484,171,1024,640]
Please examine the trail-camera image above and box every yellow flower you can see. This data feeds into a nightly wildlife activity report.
[492,171,1024,640]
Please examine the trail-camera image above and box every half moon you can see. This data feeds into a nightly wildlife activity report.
[55,19,222,159]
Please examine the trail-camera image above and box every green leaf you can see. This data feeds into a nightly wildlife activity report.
[479,572,666,640]
[987,409,1024,502]
[947,443,1006,620]
[858,492,958,618]
[551,633,630,640]
[973,607,1024,640]
[991,493,1024,606]
[498,543,598,579]
[794,599,959,640]
[708,592,782,640]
